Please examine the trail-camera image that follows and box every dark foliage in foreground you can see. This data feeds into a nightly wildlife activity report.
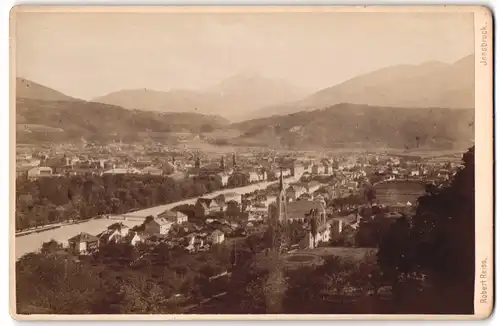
[378,146,475,313]
[16,242,233,314]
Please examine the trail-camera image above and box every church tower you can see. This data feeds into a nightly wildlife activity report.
[232,153,237,168]
[276,169,287,223]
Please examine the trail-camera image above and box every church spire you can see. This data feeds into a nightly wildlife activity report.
[276,167,287,224]
[279,168,284,191]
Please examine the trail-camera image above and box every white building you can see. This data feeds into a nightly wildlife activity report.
[128,232,144,246]
[27,166,53,179]
[67,232,99,255]
[103,168,141,175]
[158,210,189,224]
[217,172,230,187]
[248,171,260,183]
[210,230,225,244]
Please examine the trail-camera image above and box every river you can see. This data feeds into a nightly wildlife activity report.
[15,178,289,260]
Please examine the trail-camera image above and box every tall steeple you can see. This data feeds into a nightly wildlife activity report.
[276,168,287,224]
[279,168,284,191]
[232,153,237,168]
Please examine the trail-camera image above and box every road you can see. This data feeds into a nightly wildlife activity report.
[14,178,294,261]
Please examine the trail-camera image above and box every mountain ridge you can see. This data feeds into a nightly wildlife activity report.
[229,103,474,150]
[91,72,308,120]
[246,54,474,120]
[16,77,81,102]
[15,78,230,143]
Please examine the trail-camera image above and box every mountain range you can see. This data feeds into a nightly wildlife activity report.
[91,55,473,121]
[17,78,80,102]
[229,103,474,150]
[247,55,474,120]
[92,72,308,121]
[15,54,474,148]
[15,78,229,144]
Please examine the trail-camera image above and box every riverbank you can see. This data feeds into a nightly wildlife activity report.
[15,218,144,260]
[15,177,294,260]
[16,224,63,237]
[15,217,102,238]
[120,178,285,219]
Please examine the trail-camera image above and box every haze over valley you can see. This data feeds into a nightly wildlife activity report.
[15,11,475,149]
[92,72,308,121]
[16,60,474,150]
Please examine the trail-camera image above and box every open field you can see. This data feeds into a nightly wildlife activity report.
[374,180,425,205]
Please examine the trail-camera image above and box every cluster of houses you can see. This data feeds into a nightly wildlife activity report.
[18,151,275,186]
[62,173,336,255]
[24,147,462,258]
[65,211,231,256]
[19,156,177,180]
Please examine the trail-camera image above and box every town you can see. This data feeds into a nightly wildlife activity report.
[15,139,467,314]
[13,7,479,317]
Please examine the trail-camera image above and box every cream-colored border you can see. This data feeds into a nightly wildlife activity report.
[472,4,494,320]
[9,5,494,321]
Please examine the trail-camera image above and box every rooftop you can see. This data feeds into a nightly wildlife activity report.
[286,200,326,220]
[68,232,99,243]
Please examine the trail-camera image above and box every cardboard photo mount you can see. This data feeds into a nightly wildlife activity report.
[9,5,494,321]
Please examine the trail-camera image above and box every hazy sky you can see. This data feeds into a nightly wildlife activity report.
[15,11,474,100]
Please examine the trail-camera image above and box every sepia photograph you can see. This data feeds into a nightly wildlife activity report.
[9,5,493,320]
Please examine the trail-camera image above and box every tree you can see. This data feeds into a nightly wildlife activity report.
[16,173,234,231]
[377,146,475,314]
[144,215,154,224]
[40,239,63,254]
[309,211,318,244]
[119,275,171,313]
[377,216,412,284]
[288,221,307,245]
[96,242,138,266]
[355,215,392,247]
[200,124,214,133]
[363,184,377,204]
[226,200,241,218]
[16,253,103,314]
